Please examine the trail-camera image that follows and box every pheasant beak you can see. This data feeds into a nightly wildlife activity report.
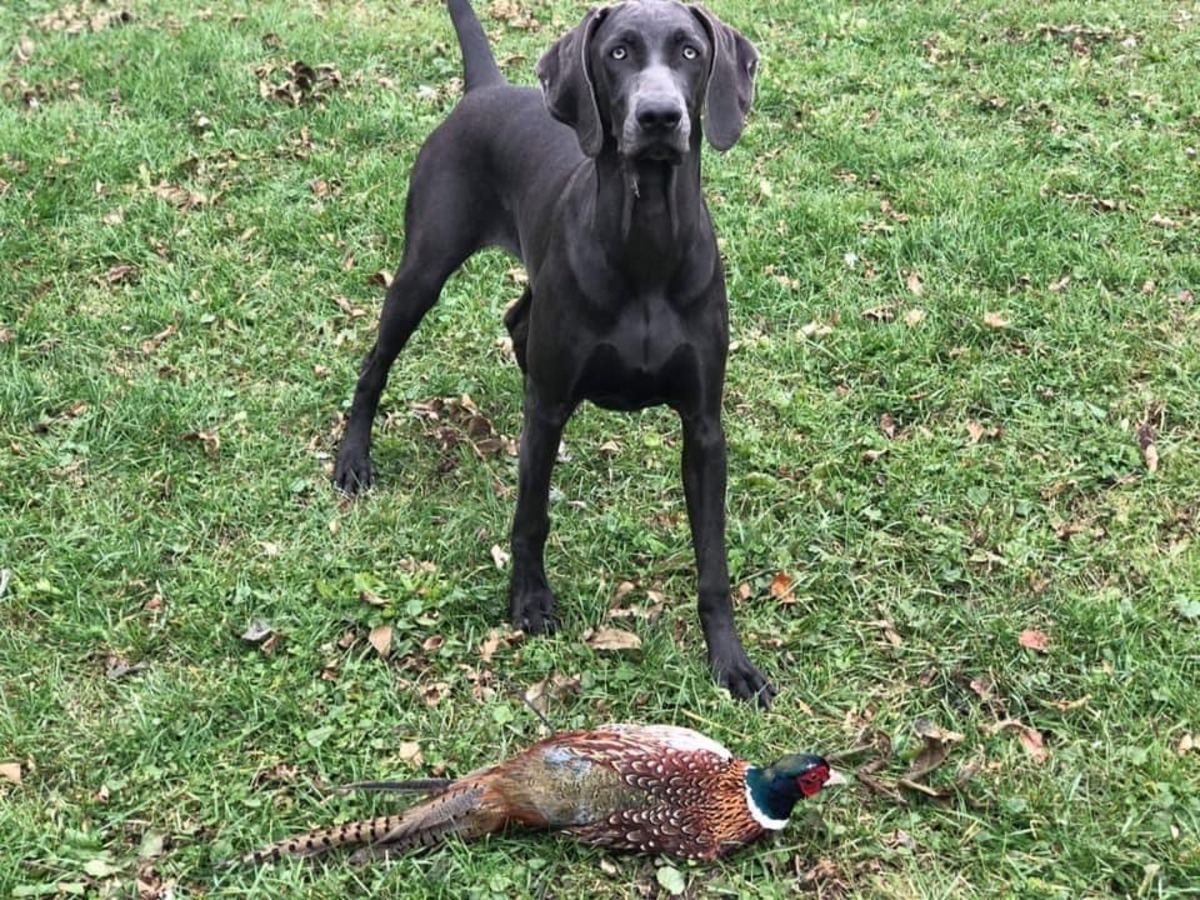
[824,767,848,787]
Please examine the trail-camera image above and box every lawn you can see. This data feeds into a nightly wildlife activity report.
[1,0,1198,896]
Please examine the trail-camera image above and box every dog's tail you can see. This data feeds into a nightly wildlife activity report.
[447,0,506,92]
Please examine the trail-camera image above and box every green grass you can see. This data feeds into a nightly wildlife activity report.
[2,0,1198,896]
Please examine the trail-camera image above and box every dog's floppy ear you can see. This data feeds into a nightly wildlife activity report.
[536,6,611,157]
[690,5,759,151]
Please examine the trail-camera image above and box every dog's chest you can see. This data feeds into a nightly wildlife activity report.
[575,292,697,410]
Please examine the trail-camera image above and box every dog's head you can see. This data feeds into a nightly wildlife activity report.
[536,1,759,161]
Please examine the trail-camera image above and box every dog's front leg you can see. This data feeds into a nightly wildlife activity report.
[681,412,777,707]
[509,382,571,634]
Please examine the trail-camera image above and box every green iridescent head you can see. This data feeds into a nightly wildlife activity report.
[745,754,832,824]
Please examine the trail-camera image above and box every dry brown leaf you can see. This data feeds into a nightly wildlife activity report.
[396,741,423,765]
[862,304,896,323]
[905,271,924,295]
[966,420,1003,444]
[141,323,176,354]
[583,626,642,652]
[525,672,582,713]
[421,681,452,707]
[478,626,520,662]
[988,719,1049,764]
[1148,213,1181,229]
[879,412,898,439]
[1136,418,1160,474]
[769,571,795,603]
[151,180,205,212]
[331,295,367,318]
[180,430,220,455]
[869,620,903,647]
[904,308,926,327]
[906,719,965,780]
[368,624,393,658]
[1178,733,1194,756]
[983,311,1011,328]
[1049,276,1071,292]
[1018,629,1050,653]
[0,761,20,785]
[969,676,997,702]
[104,263,138,284]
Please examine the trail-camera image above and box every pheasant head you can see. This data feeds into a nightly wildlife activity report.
[743,753,835,828]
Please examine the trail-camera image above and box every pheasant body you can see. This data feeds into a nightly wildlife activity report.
[236,724,832,865]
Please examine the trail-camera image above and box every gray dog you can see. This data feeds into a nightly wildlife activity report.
[335,0,772,705]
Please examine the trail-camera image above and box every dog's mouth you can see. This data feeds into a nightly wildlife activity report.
[624,142,684,165]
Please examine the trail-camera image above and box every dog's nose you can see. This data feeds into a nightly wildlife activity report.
[636,101,682,133]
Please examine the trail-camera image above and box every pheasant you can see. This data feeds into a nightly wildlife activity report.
[233,724,836,865]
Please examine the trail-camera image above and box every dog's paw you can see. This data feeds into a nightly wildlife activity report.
[711,648,776,708]
[509,587,559,635]
[333,446,375,495]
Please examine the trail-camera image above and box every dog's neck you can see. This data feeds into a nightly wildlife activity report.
[591,147,705,277]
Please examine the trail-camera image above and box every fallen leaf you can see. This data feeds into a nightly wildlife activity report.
[397,741,423,765]
[869,620,903,647]
[983,312,1011,328]
[1136,418,1160,474]
[421,681,451,706]
[969,676,997,702]
[879,413,897,439]
[180,430,219,455]
[84,858,121,878]
[1049,276,1071,292]
[104,263,138,284]
[862,304,896,323]
[525,672,581,713]
[797,320,833,338]
[369,624,393,658]
[478,626,521,662]
[239,621,274,643]
[583,626,642,651]
[1018,629,1050,652]
[151,180,205,212]
[768,571,795,603]
[421,635,444,654]
[490,544,510,569]
[0,761,20,785]
[1148,213,1180,229]
[966,420,1003,444]
[988,719,1049,764]
[656,865,686,896]
[904,307,926,326]
[1178,733,1194,756]
[331,294,366,318]
[906,719,965,779]
[141,323,176,354]
[905,271,924,295]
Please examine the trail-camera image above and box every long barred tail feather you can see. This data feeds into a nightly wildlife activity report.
[338,777,455,795]
[228,782,490,867]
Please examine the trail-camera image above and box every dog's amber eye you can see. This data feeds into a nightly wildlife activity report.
[610,46,627,60]
[682,46,698,60]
